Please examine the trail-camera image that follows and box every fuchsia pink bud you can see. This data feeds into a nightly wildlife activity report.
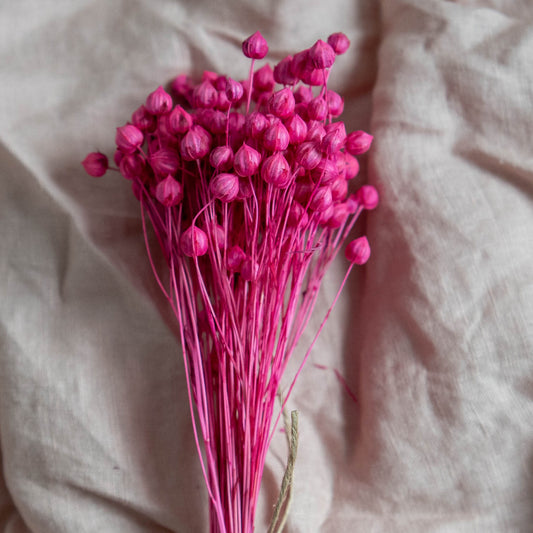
[346,130,373,155]
[288,201,309,227]
[234,143,261,177]
[254,64,275,92]
[356,185,379,210]
[119,152,147,180]
[168,105,193,134]
[291,49,309,79]
[194,81,218,109]
[326,203,349,228]
[321,122,346,155]
[330,176,348,201]
[307,97,328,121]
[273,56,298,85]
[245,111,269,139]
[180,125,211,161]
[306,121,326,143]
[227,245,246,271]
[181,226,209,257]
[150,148,180,176]
[115,124,144,153]
[261,153,292,188]
[338,152,360,180]
[155,174,183,207]
[170,74,191,97]
[210,146,234,170]
[146,86,173,115]
[263,121,290,151]
[345,236,371,265]
[242,31,269,60]
[309,39,336,69]
[268,88,295,119]
[300,67,324,86]
[225,78,244,103]
[295,141,322,169]
[210,172,240,202]
[326,90,344,117]
[285,114,308,144]
[311,158,338,184]
[131,105,156,131]
[327,32,351,55]
[309,186,333,212]
[82,152,108,177]
[294,85,313,104]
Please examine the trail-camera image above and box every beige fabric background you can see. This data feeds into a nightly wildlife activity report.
[1,1,532,531]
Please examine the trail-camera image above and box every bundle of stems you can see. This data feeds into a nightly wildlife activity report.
[83,30,378,533]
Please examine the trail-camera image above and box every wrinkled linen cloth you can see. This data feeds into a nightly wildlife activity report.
[1,1,532,532]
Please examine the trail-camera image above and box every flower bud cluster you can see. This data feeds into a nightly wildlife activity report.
[82,30,379,533]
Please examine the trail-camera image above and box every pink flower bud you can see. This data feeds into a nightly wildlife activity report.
[245,111,269,139]
[234,143,261,177]
[211,223,226,249]
[294,179,314,204]
[255,64,275,91]
[242,31,268,60]
[306,121,326,143]
[227,245,246,271]
[131,105,156,131]
[225,78,244,102]
[196,109,227,135]
[228,112,246,140]
[326,90,344,117]
[209,146,234,170]
[168,105,193,134]
[309,39,336,69]
[171,74,192,97]
[300,66,325,86]
[310,158,338,184]
[202,70,218,83]
[115,124,144,153]
[261,152,292,188]
[210,172,240,203]
[295,141,322,169]
[330,176,348,201]
[114,150,124,166]
[310,186,333,212]
[326,202,349,228]
[339,152,360,180]
[328,32,351,55]
[268,88,295,119]
[193,81,218,109]
[308,97,328,121]
[150,148,180,176]
[263,121,290,151]
[119,152,147,180]
[294,85,313,104]
[318,204,334,226]
[216,90,231,111]
[82,152,108,177]
[356,185,379,210]
[180,226,209,257]
[288,201,309,227]
[321,122,346,155]
[180,125,211,161]
[274,56,298,85]
[346,130,373,155]
[155,174,183,207]
[291,49,310,79]
[241,257,259,281]
[346,193,358,214]
[285,114,308,144]
[345,236,371,265]
[146,86,173,115]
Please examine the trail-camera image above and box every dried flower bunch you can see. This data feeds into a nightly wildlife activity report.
[83,30,377,533]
